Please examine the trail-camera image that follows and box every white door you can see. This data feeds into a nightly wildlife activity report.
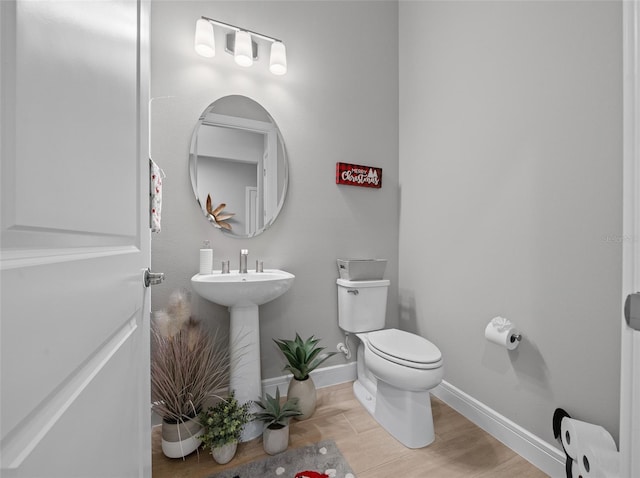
[621,1,640,476]
[0,1,151,477]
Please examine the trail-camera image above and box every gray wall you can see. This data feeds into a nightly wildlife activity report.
[398,0,623,446]
[150,1,399,380]
[151,0,624,451]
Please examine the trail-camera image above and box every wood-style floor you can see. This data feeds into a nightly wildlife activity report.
[152,382,549,478]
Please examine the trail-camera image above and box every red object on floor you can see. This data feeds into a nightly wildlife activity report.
[294,472,329,478]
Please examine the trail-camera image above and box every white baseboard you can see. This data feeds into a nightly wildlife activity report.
[265,367,565,477]
[261,362,357,397]
[431,380,566,478]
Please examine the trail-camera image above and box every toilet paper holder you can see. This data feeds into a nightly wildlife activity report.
[485,317,522,350]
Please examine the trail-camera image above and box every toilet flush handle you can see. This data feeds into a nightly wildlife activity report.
[347,289,359,295]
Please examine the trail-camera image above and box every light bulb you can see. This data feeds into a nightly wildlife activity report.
[269,41,287,75]
[234,31,253,67]
[194,19,215,58]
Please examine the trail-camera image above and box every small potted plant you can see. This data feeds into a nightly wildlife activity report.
[198,391,251,464]
[274,333,337,420]
[253,388,302,455]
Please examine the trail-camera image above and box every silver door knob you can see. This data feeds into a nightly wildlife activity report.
[144,268,165,287]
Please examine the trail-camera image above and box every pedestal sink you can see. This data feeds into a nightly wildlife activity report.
[191,270,295,442]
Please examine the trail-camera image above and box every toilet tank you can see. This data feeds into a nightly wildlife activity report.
[337,278,389,333]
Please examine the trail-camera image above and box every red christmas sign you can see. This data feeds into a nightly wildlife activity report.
[336,162,382,189]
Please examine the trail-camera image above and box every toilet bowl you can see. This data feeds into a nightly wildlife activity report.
[359,329,443,391]
[336,278,444,448]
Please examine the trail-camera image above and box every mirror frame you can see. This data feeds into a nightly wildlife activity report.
[189,95,289,238]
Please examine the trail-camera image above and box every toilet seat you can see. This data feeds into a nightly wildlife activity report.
[363,329,443,370]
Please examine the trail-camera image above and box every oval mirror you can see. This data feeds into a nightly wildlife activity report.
[189,95,289,238]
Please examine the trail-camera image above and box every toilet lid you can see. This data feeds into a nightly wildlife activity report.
[367,329,442,367]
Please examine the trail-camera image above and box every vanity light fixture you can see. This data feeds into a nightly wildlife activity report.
[194,16,287,75]
[269,41,287,76]
[194,18,215,58]
[234,30,254,67]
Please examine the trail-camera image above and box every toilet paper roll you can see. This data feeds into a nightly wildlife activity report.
[561,417,617,461]
[553,408,571,446]
[570,457,579,478]
[199,248,213,275]
[484,318,520,350]
[578,443,620,478]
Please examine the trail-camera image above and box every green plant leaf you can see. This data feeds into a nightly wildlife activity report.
[197,391,251,448]
[253,388,302,428]
[273,333,337,380]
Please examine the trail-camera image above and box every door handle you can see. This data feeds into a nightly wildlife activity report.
[144,268,165,287]
[624,292,640,331]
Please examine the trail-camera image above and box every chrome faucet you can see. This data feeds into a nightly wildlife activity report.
[240,249,248,274]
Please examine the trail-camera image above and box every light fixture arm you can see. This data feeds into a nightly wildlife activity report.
[200,16,282,44]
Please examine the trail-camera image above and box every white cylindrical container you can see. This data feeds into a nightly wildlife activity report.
[199,240,213,275]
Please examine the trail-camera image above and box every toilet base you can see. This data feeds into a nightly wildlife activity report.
[353,378,436,449]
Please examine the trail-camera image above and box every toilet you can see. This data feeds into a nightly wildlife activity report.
[337,278,444,448]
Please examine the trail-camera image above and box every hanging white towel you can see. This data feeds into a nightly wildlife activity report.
[149,158,165,233]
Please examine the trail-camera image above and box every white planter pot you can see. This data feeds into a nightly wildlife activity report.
[263,424,290,455]
[161,418,203,458]
[288,376,317,420]
[211,441,238,464]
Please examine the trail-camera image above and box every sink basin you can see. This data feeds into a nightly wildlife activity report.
[190,268,295,442]
[191,270,295,307]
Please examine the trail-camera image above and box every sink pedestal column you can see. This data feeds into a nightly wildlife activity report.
[228,304,262,442]
[190,270,295,442]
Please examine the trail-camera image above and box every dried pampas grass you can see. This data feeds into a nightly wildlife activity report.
[166,289,191,330]
[151,291,230,423]
[153,289,191,338]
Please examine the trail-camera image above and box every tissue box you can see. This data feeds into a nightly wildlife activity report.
[337,259,387,281]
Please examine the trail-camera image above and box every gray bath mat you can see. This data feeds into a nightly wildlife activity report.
[209,439,356,478]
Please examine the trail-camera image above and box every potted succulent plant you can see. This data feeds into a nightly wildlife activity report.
[198,391,251,464]
[253,388,302,455]
[274,333,337,420]
[151,290,231,458]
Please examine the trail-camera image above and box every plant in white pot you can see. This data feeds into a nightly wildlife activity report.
[253,388,302,455]
[151,290,230,459]
[198,391,251,464]
[274,333,337,420]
